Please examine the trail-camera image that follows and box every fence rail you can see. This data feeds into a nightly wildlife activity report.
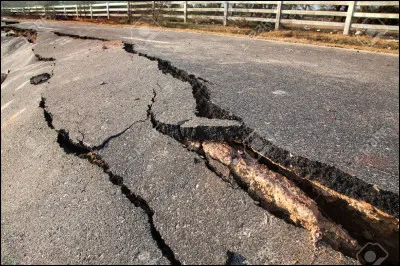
[1,1,399,34]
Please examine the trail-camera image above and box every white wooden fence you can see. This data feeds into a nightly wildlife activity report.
[2,1,399,34]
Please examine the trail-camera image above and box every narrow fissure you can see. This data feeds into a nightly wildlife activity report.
[39,97,54,129]
[53,31,109,41]
[35,53,56,61]
[92,119,146,151]
[39,98,182,265]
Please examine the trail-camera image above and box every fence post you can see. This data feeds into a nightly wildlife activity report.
[127,2,131,23]
[90,3,93,19]
[106,2,110,19]
[64,6,66,17]
[275,1,282,30]
[184,1,187,23]
[223,1,229,26]
[343,1,355,35]
[76,4,78,18]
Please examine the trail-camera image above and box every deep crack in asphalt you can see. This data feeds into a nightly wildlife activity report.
[31,30,399,264]
[122,42,399,264]
[121,42,399,214]
[39,97,181,265]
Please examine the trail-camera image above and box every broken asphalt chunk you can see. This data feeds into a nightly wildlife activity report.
[30,73,51,85]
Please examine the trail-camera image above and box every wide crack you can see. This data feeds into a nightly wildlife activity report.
[122,42,398,215]
[146,89,363,259]
[3,20,20,25]
[39,97,181,265]
[124,43,399,218]
[122,42,399,264]
[194,141,399,264]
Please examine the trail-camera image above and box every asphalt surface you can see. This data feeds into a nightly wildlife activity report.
[6,19,399,194]
[1,18,398,264]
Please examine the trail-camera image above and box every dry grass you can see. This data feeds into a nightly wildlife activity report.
[258,30,399,53]
[4,16,398,54]
[157,21,399,53]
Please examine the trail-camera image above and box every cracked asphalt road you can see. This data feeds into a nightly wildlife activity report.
[1,33,167,265]
[1,113,168,265]
[5,19,398,193]
[1,19,398,265]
